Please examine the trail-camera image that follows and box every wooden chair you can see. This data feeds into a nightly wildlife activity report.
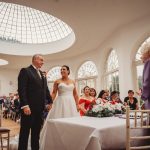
[0,104,10,150]
[126,106,150,150]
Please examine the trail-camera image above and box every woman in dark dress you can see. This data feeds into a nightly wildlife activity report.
[124,90,138,110]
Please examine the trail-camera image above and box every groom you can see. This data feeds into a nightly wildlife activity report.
[18,54,53,150]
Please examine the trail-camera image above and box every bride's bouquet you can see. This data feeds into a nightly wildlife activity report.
[86,99,125,118]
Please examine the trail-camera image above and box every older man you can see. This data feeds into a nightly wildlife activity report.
[18,54,53,150]
[141,45,150,109]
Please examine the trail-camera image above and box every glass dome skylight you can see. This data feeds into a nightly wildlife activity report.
[0,2,72,44]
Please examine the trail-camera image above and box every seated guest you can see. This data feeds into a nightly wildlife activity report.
[124,90,138,110]
[3,96,10,119]
[0,95,5,106]
[110,91,122,104]
[79,86,95,116]
[13,93,20,122]
[104,89,110,100]
[97,90,108,103]
[89,88,97,98]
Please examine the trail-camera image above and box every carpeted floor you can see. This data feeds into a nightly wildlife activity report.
[1,118,20,138]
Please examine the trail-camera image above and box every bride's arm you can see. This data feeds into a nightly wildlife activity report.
[73,81,79,107]
[51,80,58,101]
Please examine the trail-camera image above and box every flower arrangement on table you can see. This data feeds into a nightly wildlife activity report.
[86,99,125,118]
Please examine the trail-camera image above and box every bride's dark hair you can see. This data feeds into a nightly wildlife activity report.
[62,65,70,75]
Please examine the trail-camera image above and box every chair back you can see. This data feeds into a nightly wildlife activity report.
[126,106,150,150]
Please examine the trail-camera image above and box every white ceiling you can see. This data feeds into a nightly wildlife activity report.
[0,0,150,69]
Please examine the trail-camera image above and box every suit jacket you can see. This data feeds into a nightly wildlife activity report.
[141,59,150,101]
[18,65,53,113]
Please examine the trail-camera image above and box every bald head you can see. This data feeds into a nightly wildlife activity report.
[32,54,44,69]
[32,54,43,62]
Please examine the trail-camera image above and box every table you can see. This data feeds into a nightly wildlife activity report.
[40,116,143,150]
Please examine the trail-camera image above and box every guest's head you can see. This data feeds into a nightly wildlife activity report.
[141,45,150,63]
[9,93,14,99]
[83,86,90,96]
[32,54,44,69]
[2,95,6,99]
[104,89,110,97]
[97,90,107,99]
[14,93,19,99]
[90,88,97,98]
[61,65,70,77]
[110,91,119,100]
[128,90,134,98]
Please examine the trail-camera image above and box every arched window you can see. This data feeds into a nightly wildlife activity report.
[77,61,98,96]
[47,66,61,91]
[104,50,119,92]
[135,37,150,89]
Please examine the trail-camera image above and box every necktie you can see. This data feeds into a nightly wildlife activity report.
[36,69,42,78]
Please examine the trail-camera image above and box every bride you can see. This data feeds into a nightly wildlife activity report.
[46,65,79,118]
[40,65,79,149]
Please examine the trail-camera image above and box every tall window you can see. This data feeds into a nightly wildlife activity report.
[47,66,61,91]
[104,50,119,92]
[77,61,98,96]
[134,37,150,89]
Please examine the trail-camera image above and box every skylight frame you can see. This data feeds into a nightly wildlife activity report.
[0,2,72,44]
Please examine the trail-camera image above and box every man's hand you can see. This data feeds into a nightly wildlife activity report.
[23,106,31,115]
[46,104,52,111]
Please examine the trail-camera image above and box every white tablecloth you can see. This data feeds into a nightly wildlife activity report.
[40,116,143,150]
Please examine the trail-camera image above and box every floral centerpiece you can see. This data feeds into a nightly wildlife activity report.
[86,99,125,118]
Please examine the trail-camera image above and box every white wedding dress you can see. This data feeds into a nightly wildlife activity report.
[46,82,79,119]
[40,82,79,150]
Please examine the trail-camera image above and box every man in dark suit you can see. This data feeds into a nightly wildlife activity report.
[18,54,53,150]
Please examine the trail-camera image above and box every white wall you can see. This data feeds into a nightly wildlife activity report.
[0,68,19,96]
